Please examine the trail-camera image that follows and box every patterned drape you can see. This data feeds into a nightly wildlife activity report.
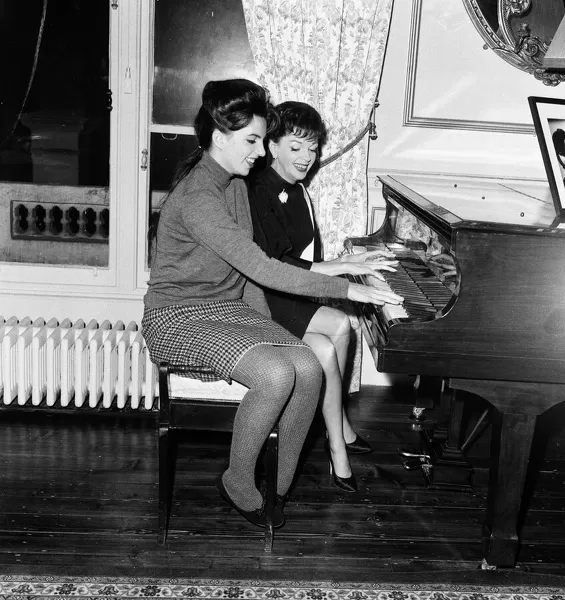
[242,0,394,258]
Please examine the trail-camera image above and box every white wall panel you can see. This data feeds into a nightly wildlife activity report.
[368,0,565,182]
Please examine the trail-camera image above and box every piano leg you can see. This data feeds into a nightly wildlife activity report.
[449,378,563,569]
[483,409,536,568]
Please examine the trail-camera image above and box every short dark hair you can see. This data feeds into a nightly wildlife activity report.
[270,101,327,147]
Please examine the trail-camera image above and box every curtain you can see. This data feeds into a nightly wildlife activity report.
[242,0,394,392]
[242,0,394,258]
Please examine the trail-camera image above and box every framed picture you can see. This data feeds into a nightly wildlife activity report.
[528,96,565,217]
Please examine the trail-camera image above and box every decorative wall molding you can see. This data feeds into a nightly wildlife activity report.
[369,206,387,233]
[403,0,535,135]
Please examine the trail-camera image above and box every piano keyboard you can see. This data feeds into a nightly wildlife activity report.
[353,246,454,324]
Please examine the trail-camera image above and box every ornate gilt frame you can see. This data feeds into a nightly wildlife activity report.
[463,0,565,86]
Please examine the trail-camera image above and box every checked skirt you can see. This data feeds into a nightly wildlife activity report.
[141,299,306,382]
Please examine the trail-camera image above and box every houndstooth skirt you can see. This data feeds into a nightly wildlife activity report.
[141,300,307,382]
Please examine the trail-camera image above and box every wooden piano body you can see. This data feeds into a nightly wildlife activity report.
[348,174,565,568]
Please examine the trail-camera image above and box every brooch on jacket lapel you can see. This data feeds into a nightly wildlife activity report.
[278,190,288,204]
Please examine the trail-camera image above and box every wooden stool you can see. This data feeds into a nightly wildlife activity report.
[157,362,279,553]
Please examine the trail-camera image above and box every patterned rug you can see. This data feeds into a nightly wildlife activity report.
[0,576,563,600]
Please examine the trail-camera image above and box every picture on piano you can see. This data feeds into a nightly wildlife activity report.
[528,96,565,218]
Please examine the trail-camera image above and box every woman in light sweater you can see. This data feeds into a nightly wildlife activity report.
[142,79,402,529]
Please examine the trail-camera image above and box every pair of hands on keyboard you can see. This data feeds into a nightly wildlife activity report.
[346,281,404,306]
[310,249,404,306]
[311,249,398,279]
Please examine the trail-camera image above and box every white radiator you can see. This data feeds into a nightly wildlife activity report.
[0,316,158,410]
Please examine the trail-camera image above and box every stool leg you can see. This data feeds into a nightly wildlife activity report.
[263,425,278,553]
[158,425,171,544]
[158,363,173,545]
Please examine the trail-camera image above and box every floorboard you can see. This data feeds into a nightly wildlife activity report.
[0,384,564,585]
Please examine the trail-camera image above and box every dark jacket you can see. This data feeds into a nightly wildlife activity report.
[247,166,322,270]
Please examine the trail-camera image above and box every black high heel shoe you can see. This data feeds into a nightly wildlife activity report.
[345,435,372,455]
[324,441,358,493]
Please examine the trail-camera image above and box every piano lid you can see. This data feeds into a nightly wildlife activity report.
[379,174,561,233]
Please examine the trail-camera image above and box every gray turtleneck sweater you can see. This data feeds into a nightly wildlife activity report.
[144,152,348,311]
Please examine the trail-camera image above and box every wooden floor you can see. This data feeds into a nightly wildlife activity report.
[1,383,565,585]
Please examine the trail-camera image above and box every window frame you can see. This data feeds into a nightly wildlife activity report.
[0,1,138,298]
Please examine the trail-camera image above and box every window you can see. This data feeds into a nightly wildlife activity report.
[0,0,111,267]
[146,0,256,264]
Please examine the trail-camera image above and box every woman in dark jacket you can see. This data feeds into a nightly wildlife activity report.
[248,101,398,492]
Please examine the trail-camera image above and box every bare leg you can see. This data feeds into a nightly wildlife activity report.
[303,306,356,478]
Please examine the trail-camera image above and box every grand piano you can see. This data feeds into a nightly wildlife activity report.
[346,173,565,569]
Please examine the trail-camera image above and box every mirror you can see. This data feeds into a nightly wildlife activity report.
[463,0,565,86]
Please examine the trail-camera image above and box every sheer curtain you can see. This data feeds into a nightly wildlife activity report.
[242,0,394,258]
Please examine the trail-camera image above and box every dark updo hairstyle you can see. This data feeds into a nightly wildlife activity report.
[149,79,278,248]
[171,78,279,190]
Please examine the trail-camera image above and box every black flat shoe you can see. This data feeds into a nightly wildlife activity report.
[216,476,267,528]
[258,480,286,529]
[274,494,286,528]
[324,441,358,493]
[345,435,373,455]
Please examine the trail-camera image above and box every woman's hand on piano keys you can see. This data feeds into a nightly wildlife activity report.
[428,253,457,278]
[340,248,397,263]
[311,250,399,278]
[346,282,404,306]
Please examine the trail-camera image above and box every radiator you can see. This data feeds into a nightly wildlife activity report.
[0,316,158,411]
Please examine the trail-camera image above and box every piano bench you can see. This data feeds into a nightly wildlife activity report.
[157,362,279,554]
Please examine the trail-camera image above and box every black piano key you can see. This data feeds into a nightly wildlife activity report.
[378,246,455,320]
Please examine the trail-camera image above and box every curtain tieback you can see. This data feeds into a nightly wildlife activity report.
[319,120,374,169]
